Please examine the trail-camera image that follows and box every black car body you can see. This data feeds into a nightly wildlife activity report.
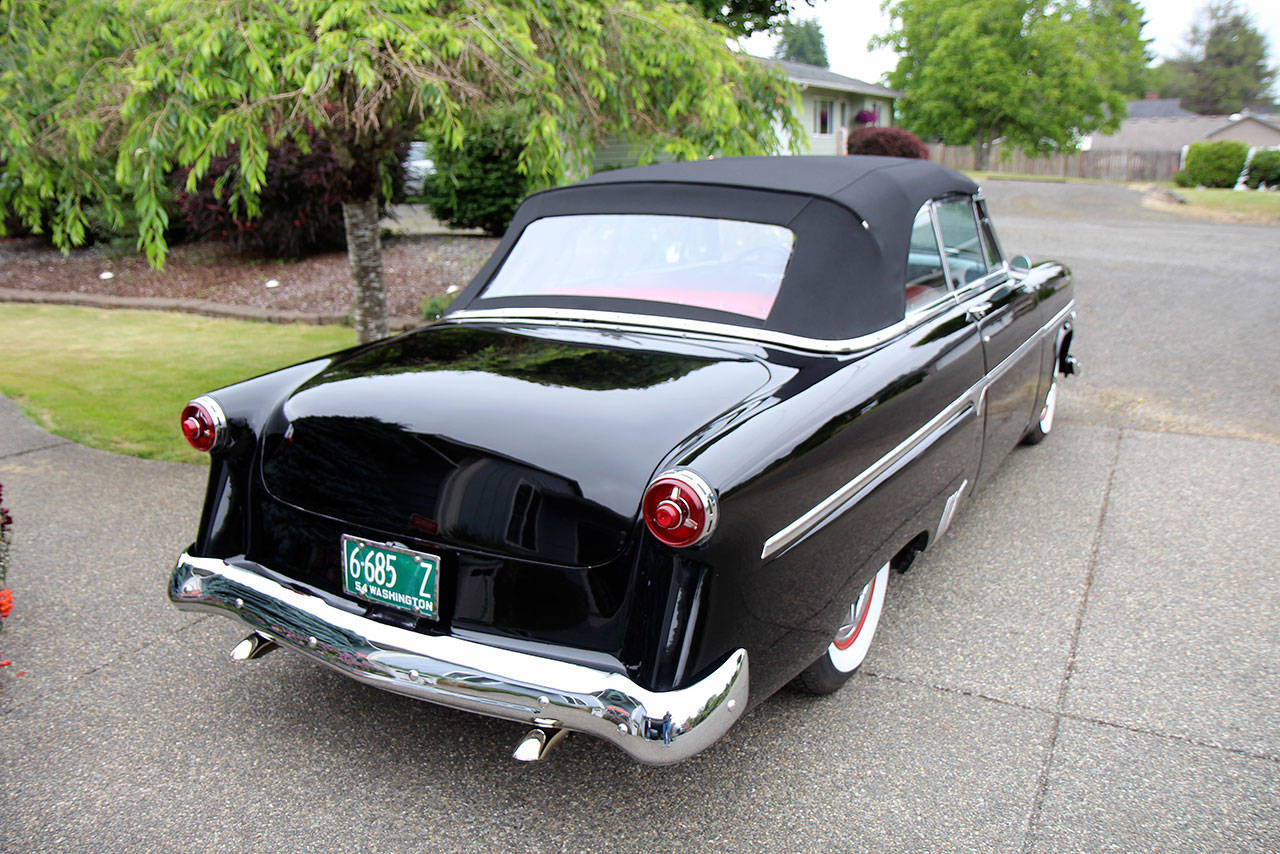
[170,156,1076,764]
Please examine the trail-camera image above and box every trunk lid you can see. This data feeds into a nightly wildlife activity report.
[259,323,771,566]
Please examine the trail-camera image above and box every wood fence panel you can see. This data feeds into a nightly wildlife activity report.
[925,144,1181,181]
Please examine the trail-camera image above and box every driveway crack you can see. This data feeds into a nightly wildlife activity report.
[0,439,73,461]
[0,614,213,715]
[1020,425,1123,853]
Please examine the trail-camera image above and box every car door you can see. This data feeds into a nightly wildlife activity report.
[933,195,1043,485]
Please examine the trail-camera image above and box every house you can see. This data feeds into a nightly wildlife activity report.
[1089,99,1280,152]
[592,58,903,168]
[765,59,903,156]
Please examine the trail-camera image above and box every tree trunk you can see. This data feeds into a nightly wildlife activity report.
[973,125,990,171]
[342,196,388,343]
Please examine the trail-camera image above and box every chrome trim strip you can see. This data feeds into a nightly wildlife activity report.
[761,383,979,561]
[170,554,748,765]
[976,299,1071,412]
[446,308,908,355]
[761,299,1075,561]
[935,478,968,541]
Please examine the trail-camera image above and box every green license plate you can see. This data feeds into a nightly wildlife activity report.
[341,535,439,620]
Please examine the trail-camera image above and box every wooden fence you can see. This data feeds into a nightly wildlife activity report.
[927,143,1182,182]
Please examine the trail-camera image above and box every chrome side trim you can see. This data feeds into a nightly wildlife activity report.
[975,299,1071,414]
[935,479,968,541]
[170,554,748,765]
[761,299,1075,561]
[446,308,909,355]
[761,386,979,561]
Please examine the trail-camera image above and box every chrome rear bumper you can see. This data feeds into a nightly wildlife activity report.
[169,554,748,764]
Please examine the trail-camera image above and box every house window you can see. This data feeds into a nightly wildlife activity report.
[814,99,833,135]
[840,102,847,128]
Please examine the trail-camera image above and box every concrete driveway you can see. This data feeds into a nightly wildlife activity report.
[1,180,1276,852]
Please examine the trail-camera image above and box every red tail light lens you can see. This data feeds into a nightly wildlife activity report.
[180,396,226,452]
[642,470,718,548]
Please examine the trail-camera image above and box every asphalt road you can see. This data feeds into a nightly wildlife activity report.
[1,180,1277,852]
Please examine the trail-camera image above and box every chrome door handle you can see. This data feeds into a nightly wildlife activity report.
[965,300,993,323]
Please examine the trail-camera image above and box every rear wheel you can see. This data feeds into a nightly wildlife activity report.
[1022,380,1057,445]
[791,562,889,695]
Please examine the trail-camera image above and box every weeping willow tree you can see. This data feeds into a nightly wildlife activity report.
[0,0,801,342]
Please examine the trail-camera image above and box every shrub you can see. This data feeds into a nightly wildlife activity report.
[1244,149,1280,190]
[174,133,347,258]
[1183,140,1250,189]
[421,291,458,320]
[1172,170,1196,188]
[423,124,529,237]
[846,126,929,159]
[174,132,408,259]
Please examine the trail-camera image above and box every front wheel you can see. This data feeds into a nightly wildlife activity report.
[791,562,890,695]
[1022,380,1057,445]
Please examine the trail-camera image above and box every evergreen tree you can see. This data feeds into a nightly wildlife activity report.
[775,19,829,68]
[1157,1,1275,113]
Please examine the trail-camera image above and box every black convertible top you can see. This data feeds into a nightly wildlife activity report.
[447,156,978,341]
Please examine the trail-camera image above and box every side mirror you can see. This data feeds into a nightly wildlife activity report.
[1010,254,1032,272]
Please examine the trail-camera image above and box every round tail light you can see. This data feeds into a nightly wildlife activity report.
[642,470,718,548]
[180,396,227,452]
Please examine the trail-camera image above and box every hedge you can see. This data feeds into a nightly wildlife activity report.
[1183,140,1250,189]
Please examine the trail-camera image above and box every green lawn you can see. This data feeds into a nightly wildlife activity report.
[0,304,354,463]
[1170,187,1280,222]
[964,170,1071,184]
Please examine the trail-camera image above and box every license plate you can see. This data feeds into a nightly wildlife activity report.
[341,535,439,620]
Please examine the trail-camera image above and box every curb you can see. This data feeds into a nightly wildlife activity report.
[0,288,423,330]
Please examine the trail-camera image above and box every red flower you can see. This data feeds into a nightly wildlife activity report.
[0,588,12,619]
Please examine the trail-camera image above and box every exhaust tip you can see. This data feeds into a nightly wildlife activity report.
[513,727,567,762]
[230,632,279,662]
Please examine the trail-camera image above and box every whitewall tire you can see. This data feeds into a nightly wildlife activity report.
[791,562,890,695]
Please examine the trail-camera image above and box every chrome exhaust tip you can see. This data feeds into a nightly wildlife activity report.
[513,727,567,762]
[230,632,279,662]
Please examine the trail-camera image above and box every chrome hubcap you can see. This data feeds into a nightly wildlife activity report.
[1039,382,1058,433]
[833,578,874,649]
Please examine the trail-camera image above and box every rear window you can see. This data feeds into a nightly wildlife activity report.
[480,214,796,320]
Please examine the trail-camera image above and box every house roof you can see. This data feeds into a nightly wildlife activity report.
[763,58,903,100]
[1205,114,1280,138]
[1090,114,1280,151]
[1125,98,1195,119]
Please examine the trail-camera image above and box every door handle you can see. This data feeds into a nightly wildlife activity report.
[965,300,993,323]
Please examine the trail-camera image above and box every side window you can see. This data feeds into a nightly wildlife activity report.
[935,198,989,287]
[905,204,949,312]
[975,201,1004,269]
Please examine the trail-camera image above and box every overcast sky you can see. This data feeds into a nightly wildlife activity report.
[739,0,1280,87]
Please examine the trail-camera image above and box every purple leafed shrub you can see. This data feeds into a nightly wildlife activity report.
[846,126,930,159]
[173,132,349,259]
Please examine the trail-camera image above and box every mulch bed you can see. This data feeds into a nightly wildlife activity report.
[0,232,499,321]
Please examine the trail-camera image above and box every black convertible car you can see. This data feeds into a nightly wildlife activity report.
[170,156,1077,764]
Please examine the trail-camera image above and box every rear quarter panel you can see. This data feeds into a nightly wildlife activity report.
[674,300,987,703]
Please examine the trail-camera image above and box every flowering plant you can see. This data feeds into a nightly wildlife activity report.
[854,108,880,125]
[0,483,19,677]
[0,483,11,625]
